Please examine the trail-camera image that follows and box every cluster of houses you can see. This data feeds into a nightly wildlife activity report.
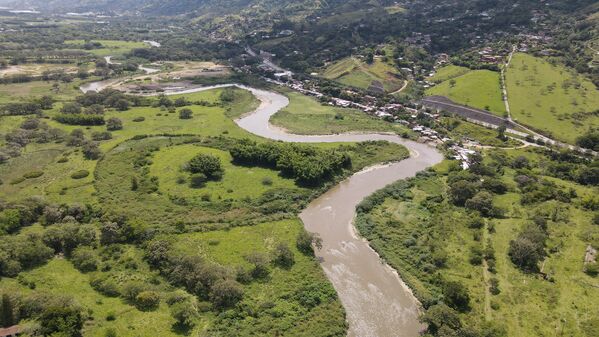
[260,71,479,169]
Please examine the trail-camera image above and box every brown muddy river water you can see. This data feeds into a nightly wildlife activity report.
[81,80,444,336]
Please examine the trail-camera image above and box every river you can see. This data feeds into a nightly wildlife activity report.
[80,80,443,336]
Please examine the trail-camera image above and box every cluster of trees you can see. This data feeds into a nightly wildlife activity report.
[0,291,83,336]
[447,154,507,218]
[230,140,352,185]
[0,96,53,116]
[144,239,245,310]
[65,129,102,160]
[1,118,66,165]
[76,89,136,111]
[576,130,599,152]
[508,218,548,272]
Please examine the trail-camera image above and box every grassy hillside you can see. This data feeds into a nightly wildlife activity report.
[426,68,506,116]
[505,53,599,144]
[428,65,470,84]
[322,57,404,92]
[271,90,409,135]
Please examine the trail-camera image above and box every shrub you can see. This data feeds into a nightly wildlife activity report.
[135,291,160,311]
[71,170,90,179]
[585,263,599,277]
[133,117,145,122]
[261,177,273,186]
[90,276,120,297]
[106,117,123,131]
[60,102,82,114]
[190,173,208,188]
[54,113,105,126]
[23,171,44,179]
[209,279,243,309]
[83,142,102,160]
[171,300,199,328]
[179,108,193,119]
[92,131,112,141]
[122,281,147,301]
[71,246,99,272]
[272,243,295,268]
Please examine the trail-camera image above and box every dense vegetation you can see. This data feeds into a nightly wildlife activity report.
[355,147,599,336]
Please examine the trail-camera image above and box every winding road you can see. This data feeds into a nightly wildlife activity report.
[82,78,444,336]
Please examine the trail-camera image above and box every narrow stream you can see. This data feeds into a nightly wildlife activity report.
[81,80,444,336]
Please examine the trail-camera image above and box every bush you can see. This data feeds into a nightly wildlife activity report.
[585,263,599,277]
[71,170,90,179]
[71,246,98,272]
[60,102,82,114]
[135,291,160,311]
[171,300,199,328]
[23,171,44,179]
[90,276,120,297]
[122,281,147,301]
[133,117,145,122]
[83,142,102,160]
[261,177,273,186]
[92,131,112,141]
[442,281,470,312]
[209,279,243,309]
[179,108,193,119]
[106,117,123,131]
[54,113,105,126]
[190,173,208,188]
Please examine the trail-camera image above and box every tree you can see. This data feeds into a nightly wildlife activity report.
[273,243,295,268]
[114,99,130,111]
[420,303,461,335]
[449,79,457,88]
[179,108,193,119]
[449,180,478,206]
[497,124,507,141]
[296,230,323,255]
[442,281,470,312]
[186,154,223,180]
[209,279,243,309]
[171,300,198,328]
[39,305,83,337]
[106,117,123,131]
[465,191,494,216]
[1,294,15,328]
[509,224,546,273]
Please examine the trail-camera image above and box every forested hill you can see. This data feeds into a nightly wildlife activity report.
[8,0,339,15]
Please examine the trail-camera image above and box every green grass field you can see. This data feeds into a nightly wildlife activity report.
[64,40,148,57]
[428,65,470,84]
[0,80,83,104]
[505,53,599,143]
[322,57,404,92]
[271,91,409,135]
[426,68,506,116]
[150,145,298,201]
